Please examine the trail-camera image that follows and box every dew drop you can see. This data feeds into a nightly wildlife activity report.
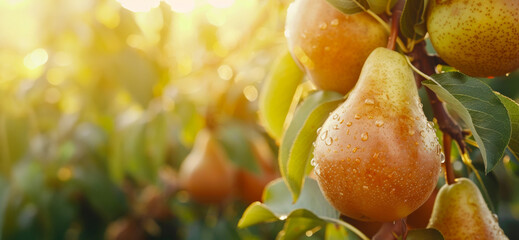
[330,18,339,26]
[440,153,445,163]
[339,192,344,196]
[363,185,369,190]
[436,144,442,155]
[310,158,316,166]
[352,147,358,153]
[408,129,415,136]
[314,166,321,176]
[375,120,384,127]
[354,114,361,119]
[312,141,317,147]
[355,158,360,163]
[332,113,339,120]
[346,121,352,127]
[325,137,333,146]
[427,121,435,128]
[506,72,510,77]
[390,188,396,194]
[346,144,351,148]
[373,152,379,159]
[316,127,322,134]
[320,130,328,140]
[361,132,368,141]
[364,98,374,105]
[319,22,327,29]
[420,130,425,137]
[339,119,344,124]
[352,168,357,173]
[333,124,339,130]
[368,115,374,119]
[493,213,499,220]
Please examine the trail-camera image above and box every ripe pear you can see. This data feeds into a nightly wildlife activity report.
[179,129,234,204]
[285,0,388,94]
[312,48,441,222]
[427,0,519,77]
[428,178,508,240]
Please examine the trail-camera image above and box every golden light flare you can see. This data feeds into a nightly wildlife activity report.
[23,48,48,70]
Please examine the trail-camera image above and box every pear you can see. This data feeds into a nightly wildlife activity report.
[428,178,508,240]
[179,129,234,204]
[312,47,442,222]
[285,0,388,94]
[427,0,519,77]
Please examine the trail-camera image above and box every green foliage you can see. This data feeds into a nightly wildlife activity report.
[326,0,370,14]
[423,72,512,173]
[496,93,519,160]
[259,51,304,141]
[279,91,344,201]
[400,0,428,40]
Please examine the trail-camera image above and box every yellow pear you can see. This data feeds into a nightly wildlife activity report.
[312,47,441,222]
[428,178,508,240]
[427,0,519,77]
[179,129,234,204]
[285,0,388,94]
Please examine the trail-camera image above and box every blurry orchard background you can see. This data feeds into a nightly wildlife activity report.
[1,0,519,239]
[0,0,290,239]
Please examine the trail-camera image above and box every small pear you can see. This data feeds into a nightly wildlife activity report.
[179,129,234,204]
[427,0,519,77]
[285,0,388,94]
[313,48,441,222]
[428,178,508,240]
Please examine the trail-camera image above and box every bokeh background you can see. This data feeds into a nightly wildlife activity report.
[0,0,290,239]
[1,0,519,239]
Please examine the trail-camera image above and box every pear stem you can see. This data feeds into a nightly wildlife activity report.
[443,134,455,185]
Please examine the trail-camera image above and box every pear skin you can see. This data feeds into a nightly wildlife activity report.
[179,129,234,204]
[427,0,519,77]
[285,0,388,94]
[313,48,442,222]
[428,178,508,240]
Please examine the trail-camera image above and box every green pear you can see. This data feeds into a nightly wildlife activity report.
[428,178,508,240]
[312,47,441,222]
[427,0,519,77]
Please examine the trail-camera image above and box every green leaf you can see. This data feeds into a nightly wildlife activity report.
[279,91,344,201]
[407,229,444,240]
[0,176,9,238]
[238,177,339,228]
[237,202,278,228]
[400,0,429,40]
[325,222,359,240]
[367,0,397,14]
[278,210,325,240]
[259,51,304,141]
[326,0,370,14]
[423,72,511,173]
[495,93,519,160]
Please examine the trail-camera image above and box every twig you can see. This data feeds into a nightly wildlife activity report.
[443,134,455,185]
[410,41,467,156]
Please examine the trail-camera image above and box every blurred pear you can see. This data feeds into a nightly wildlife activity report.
[179,129,234,204]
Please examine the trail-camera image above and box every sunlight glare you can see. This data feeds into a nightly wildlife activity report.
[165,0,196,13]
[207,0,235,8]
[24,48,48,70]
[116,0,160,12]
